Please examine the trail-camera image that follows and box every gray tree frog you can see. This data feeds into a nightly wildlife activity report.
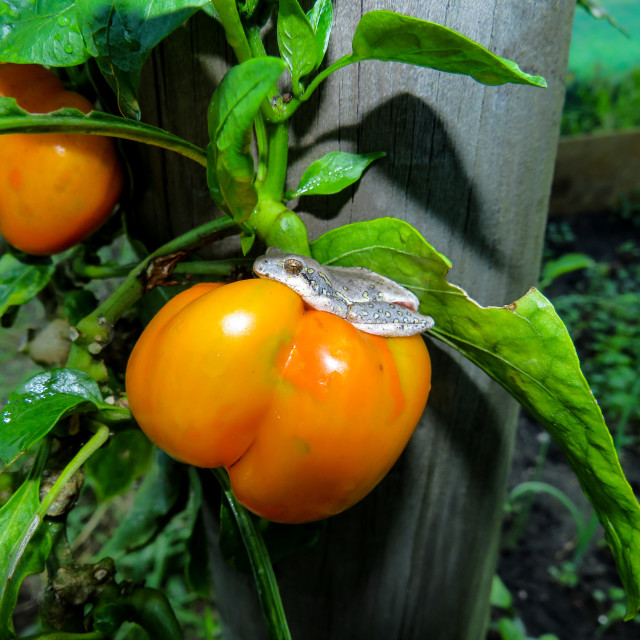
[253,248,435,337]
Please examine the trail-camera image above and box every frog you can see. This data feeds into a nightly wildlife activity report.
[253,248,435,337]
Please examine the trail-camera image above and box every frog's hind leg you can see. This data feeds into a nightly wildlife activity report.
[346,302,434,337]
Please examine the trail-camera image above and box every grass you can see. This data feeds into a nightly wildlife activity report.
[561,66,640,135]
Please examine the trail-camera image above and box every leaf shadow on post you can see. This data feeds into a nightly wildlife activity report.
[289,92,505,269]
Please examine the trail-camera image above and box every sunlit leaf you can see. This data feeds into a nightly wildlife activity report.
[0,0,89,66]
[312,10,547,92]
[351,11,547,87]
[312,218,640,619]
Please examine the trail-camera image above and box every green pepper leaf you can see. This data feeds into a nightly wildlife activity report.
[284,151,385,200]
[0,369,108,468]
[75,0,211,118]
[306,0,333,66]
[98,451,184,559]
[0,253,55,319]
[312,10,547,93]
[0,0,89,66]
[85,430,153,502]
[184,469,209,598]
[538,253,596,290]
[277,0,319,94]
[0,97,207,166]
[351,11,547,87]
[0,445,51,637]
[206,57,285,222]
[311,218,640,620]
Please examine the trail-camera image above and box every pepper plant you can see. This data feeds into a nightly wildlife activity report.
[0,1,639,639]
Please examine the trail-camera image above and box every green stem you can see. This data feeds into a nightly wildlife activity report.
[0,108,207,167]
[211,468,292,640]
[39,426,110,519]
[503,434,550,549]
[257,55,356,123]
[22,633,105,640]
[303,55,355,102]
[245,24,296,124]
[211,0,253,62]
[255,114,269,183]
[260,123,289,201]
[67,216,238,376]
[72,258,250,280]
[6,428,109,586]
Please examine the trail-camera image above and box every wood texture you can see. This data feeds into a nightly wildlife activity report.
[136,1,575,638]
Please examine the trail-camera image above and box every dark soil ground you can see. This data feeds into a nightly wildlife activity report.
[492,207,640,640]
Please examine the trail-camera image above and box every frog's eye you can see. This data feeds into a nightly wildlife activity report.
[284,258,303,275]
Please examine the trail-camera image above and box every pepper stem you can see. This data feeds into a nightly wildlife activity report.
[211,468,292,640]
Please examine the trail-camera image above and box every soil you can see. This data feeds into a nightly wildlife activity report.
[495,412,640,639]
[492,208,640,640]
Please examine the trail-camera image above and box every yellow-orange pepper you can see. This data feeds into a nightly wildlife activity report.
[126,279,431,523]
[0,64,123,255]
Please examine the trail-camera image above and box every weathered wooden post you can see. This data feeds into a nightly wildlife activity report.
[137,1,575,637]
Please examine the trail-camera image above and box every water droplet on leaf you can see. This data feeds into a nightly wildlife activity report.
[64,42,74,54]
[57,16,70,26]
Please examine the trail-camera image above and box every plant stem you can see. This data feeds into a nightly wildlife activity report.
[255,114,270,183]
[6,427,109,586]
[245,24,296,124]
[211,468,292,640]
[211,0,253,62]
[67,216,238,376]
[260,123,289,202]
[72,258,251,280]
[303,55,355,102]
[0,109,207,167]
[39,426,110,519]
[22,632,105,640]
[503,433,550,549]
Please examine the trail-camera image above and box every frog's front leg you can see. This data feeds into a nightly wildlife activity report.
[346,301,435,337]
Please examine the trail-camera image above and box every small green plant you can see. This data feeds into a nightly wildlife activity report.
[593,586,640,635]
[489,575,560,640]
[561,66,640,135]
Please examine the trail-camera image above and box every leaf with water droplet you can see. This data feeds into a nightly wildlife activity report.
[285,151,386,200]
[0,369,111,468]
[0,1,89,66]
